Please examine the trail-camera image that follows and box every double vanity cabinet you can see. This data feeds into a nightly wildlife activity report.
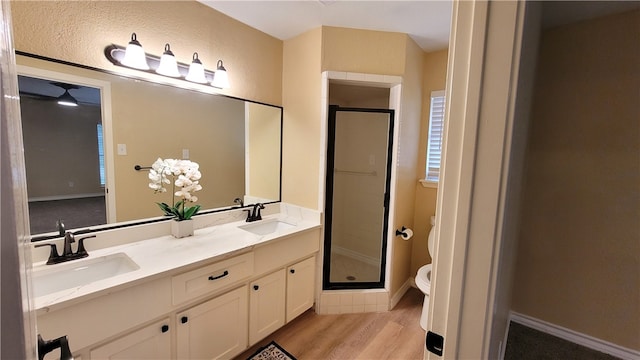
[35,212,320,360]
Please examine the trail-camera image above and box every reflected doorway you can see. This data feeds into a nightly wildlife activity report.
[323,105,394,289]
[18,75,107,234]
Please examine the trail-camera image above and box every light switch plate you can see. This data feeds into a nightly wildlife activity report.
[117,144,127,155]
[182,149,190,159]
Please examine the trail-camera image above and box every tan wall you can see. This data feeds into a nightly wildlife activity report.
[10,1,282,106]
[389,36,423,295]
[512,10,640,350]
[321,26,407,75]
[281,28,323,209]
[110,81,246,221]
[20,97,103,198]
[247,102,281,201]
[411,49,448,276]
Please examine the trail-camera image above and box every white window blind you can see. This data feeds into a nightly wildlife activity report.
[97,124,105,186]
[425,90,446,182]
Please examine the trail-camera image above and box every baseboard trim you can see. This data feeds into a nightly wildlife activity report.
[332,245,380,267]
[510,312,640,360]
[29,192,105,202]
[390,278,411,310]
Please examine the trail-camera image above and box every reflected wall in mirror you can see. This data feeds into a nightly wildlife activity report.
[17,54,282,238]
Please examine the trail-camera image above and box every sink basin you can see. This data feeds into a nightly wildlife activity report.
[32,252,139,297]
[239,219,296,235]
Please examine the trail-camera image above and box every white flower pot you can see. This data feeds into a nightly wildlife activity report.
[171,219,194,238]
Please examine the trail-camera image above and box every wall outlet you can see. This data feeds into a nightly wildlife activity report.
[117,144,127,155]
[182,148,190,159]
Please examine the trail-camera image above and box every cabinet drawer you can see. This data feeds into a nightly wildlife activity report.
[172,252,253,305]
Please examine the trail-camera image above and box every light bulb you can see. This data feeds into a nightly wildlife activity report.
[156,44,181,78]
[121,33,150,70]
[186,52,207,84]
[211,60,230,89]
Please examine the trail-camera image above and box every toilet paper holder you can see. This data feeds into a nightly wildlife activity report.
[395,226,413,240]
[395,226,408,237]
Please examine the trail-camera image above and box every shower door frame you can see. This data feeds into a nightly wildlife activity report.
[322,105,395,290]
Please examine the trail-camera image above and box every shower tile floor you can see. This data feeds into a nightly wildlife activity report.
[330,252,381,283]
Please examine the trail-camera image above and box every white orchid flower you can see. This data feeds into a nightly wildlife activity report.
[148,158,203,220]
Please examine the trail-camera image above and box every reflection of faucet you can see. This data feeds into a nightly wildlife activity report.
[244,203,265,222]
[38,334,73,360]
[233,197,244,208]
[34,231,96,265]
[56,219,65,236]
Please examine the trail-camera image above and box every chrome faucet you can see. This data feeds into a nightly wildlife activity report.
[244,203,265,222]
[34,231,96,265]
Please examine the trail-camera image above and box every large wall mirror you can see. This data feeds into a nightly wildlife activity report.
[17,53,282,240]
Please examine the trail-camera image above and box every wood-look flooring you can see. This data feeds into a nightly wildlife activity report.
[236,287,426,360]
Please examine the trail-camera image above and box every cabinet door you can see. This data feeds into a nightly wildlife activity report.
[249,269,286,345]
[90,319,171,359]
[286,256,316,322]
[176,286,248,360]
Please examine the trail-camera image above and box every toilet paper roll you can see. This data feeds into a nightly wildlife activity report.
[401,228,413,240]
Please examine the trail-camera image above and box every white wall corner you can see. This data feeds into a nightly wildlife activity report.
[389,278,412,310]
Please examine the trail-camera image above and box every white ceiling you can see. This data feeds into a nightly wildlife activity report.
[199,0,453,52]
[200,0,640,53]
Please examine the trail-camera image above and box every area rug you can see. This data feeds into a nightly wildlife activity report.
[247,341,297,360]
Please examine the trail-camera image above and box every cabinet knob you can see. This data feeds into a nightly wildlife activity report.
[181,316,188,324]
[253,285,259,291]
[161,325,169,333]
[290,269,296,274]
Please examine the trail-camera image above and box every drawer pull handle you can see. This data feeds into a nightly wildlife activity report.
[253,285,259,291]
[161,325,169,333]
[290,269,296,274]
[208,270,229,281]
[181,316,188,324]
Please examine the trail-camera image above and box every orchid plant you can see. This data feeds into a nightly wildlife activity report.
[148,158,203,221]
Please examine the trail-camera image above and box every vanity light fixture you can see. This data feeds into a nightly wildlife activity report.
[211,60,230,89]
[121,33,149,70]
[185,52,207,84]
[156,44,181,77]
[105,34,230,89]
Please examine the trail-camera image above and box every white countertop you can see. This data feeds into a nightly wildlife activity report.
[32,206,321,314]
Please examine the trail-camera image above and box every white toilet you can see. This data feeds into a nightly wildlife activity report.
[415,215,435,330]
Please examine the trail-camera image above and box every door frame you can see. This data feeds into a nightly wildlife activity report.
[16,64,116,225]
[322,105,395,290]
[427,1,537,358]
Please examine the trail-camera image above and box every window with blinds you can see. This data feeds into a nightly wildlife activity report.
[425,90,446,183]
[97,124,105,186]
